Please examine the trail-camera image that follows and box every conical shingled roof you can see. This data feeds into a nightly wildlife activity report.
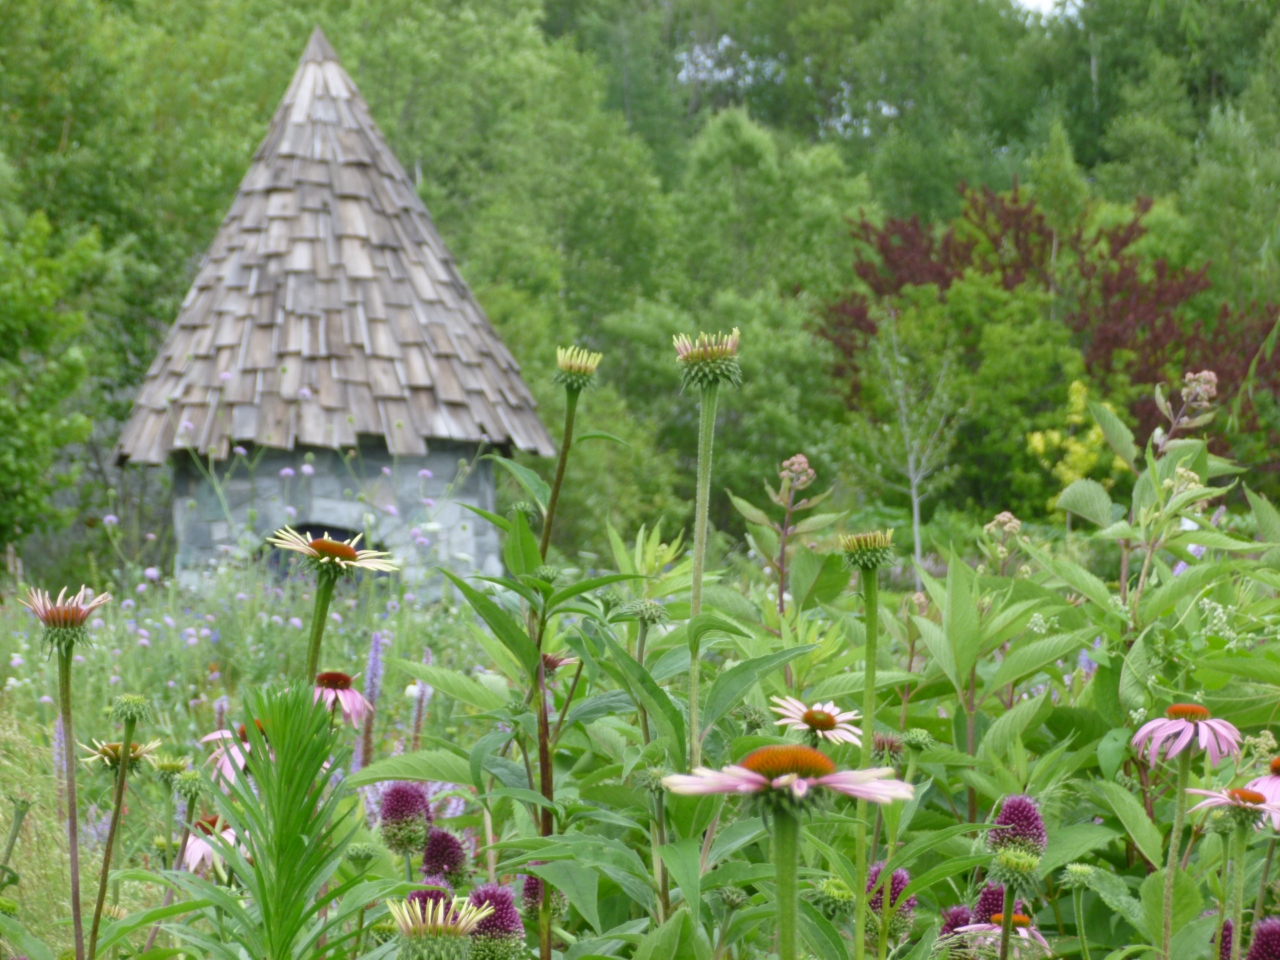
[117,27,555,465]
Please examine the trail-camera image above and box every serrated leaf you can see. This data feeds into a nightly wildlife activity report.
[1088,400,1137,470]
[789,511,845,534]
[727,491,774,527]
[1247,486,1280,543]
[1057,478,1116,527]
[1096,780,1163,867]
[989,630,1091,690]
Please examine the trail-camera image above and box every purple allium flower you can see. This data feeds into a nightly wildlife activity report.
[522,869,544,913]
[235,592,248,602]
[1219,919,1233,960]
[989,794,1048,855]
[379,782,430,856]
[137,638,150,648]
[331,612,342,624]
[163,615,176,628]
[469,883,524,939]
[973,883,1022,923]
[866,861,916,915]
[422,498,435,507]
[422,828,468,883]
[1249,918,1280,960]
[180,420,194,432]
[145,531,157,541]
[940,904,974,937]
[408,876,454,911]
[144,567,161,582]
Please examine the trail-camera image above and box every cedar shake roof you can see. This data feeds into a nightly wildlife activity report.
[117,27,555,465]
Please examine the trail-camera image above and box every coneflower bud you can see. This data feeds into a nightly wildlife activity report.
[380,783,430,856]
[902,728,934,752]
[738,703,772,734]
[1059,862,1094,890]
[1248,918,1280,960]
[174,770,204,804]
[717,885,749,910]
[633,766,667,794]
[0,896,17,917]
[554,346,603,393]
[532,564,561,585]
[810,876,856,921]
[149,754,190,789]
[840,530,895,571]
[673,328,742,390]
[110,694,154,725]
[872,732,904,765]
[989,794,1048,856]
[620,598,669,625]
[345,842,379,870]
[989,847,1043,896]
[422,828,469,886]
[468,884,524,960]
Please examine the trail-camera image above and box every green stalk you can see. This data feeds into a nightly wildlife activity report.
[87,717,136,960]
[0,797,31,872]
[160,792,174,871]
[1163,749,1192,960]
[688,381,719,770]
[59,649,86,960]
[540,387,580,559]
[774,808,801,960]
[1231,825,1248,960]
[998,883,1015,960]
[539,873,553,960]
[303,573,337,681]
[853,568,880,960]
[1256,837,1276,925]
[636,620,651,745]
[1074,888,1092,960]
[143,822,189,952]
[404,854,413,882]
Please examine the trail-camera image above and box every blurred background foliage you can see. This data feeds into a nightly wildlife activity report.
[8,0,1280,580]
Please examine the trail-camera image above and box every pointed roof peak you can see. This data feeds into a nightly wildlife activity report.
[302,26,338,63]
[115,25,553,466]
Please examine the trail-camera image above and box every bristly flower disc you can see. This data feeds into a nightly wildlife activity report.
[840,530,895,571]
[553,345,603,392]
[267,527,399,578]
[673,328,742,390]
[22,586,113,653]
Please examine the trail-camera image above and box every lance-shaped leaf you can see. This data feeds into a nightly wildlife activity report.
[399,661,509,712]
[700,645,817,734]
[440,569,539,677]
[486,454,550,513]
[601,634,687,769]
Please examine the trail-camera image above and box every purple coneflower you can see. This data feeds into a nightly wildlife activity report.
[184,814,235,873]
[662,744,912,804]
[770,696,861,746]
[1247,757,1280,829]
[1131,703,1241,768]
[313,671,372,728]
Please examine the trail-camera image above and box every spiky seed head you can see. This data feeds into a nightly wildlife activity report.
[0,895,16,917]
[1207,810,1235,836]
[634,766,668,794]
[148,754,191,787]
[621,598,669,625]
[673,328,742,390]
[554,345,603,392]
[111,694,153,725]
[717,885,749,910]
[1060,862,1094,889]
[902,728,934,751]
[345,842,379,868]
[174,770,204,802]
[810,876,856,920]
[531,564,561,585]
[81,738,161,772]
[989,847,1043,896]
[840,530,895,571]
[738,703,772,733]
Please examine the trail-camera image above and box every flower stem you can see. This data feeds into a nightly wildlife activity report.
[1074,888,1092,960]
[540,387,580,559]
[853,568,880,960]
[1163,749,1192,960]
[539,872,553,960]
[88,717,135,960]
[143,823,189,953]
[59,649,86,960]
[303,573,337,681]
[774,808,801,960]
[1256,837,1276,924]
[689,381,720,770]
[999,883,1015,960]
[1231,825,1248,960]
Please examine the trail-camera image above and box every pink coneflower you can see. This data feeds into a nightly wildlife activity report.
[541,651,578,674]
[770,696,861,746]
[1247,757,1280,829]
[1186,787,1280,817]
[1131,703,1241,767]
[662,744,912,805]
[314,672,372,727]
[956,914,1051,953]
[22,586,112,634]
[183,814,236,873]
[202,721,262,784]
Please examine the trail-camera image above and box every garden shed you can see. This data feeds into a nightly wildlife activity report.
[115,27,554,581]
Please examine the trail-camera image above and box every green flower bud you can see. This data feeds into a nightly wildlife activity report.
[902,728,934,752]
[346,842,380,869]
[111,694,154,725]
[174,770,205,803]
[1060,862,1094,890]
[988,847,1042,897]
[621,598,669,625]
[717,886,750,910]
[840,530,895,571]
[554,345,603,393]
[810,876,856,921]
[673,329,742,390]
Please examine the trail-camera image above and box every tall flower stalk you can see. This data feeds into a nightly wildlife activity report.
[1061,864,1095,960]
[22,586,112,960]
[85,695,154,960]
[674,327,741,768]
[1132,703,1242,960]
[841,530,894,960]
[541,345,601,559]
[665,744,911,960]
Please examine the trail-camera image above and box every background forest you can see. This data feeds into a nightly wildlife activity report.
[7,0,1280,578]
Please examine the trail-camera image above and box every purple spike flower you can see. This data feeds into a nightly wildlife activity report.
[974,884,1022,924]
[866,861,916,915]
[422,827,468,884]
[1250,918,1280,960]
[1218,919,1233,960]
[408,874,453,911]
[379,782,430,856]
[989,794,1048,855]
[353,632,391,773]
[940,904,974,936]
[469,883,524,937]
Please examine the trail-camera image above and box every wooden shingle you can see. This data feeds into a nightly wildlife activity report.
[116,26,553,465]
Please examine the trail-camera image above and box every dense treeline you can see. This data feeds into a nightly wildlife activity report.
[6,0,1280,573]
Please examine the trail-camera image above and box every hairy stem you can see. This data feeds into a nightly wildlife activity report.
[539,869,553,960]
[1163,749,1192,960]
[689,382,719,769]
[1231,826,1248,960]
[303,573,337,681]
[60,649,86,960]
[1256,837,1276,925]
[853,568,880,960]
[1074,888,1092,960]
[88,717,135,960]
[636,620,651,745]
[143,823,189,952]
[540,387,580,559]
[774,808,801,960]
[999,883,1015,960]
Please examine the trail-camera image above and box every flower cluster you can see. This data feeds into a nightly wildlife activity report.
[988,795,1047,895]
[866,860,916,938]
[422,828,470,886]
[468,884,525,960]
[779,453,816,491]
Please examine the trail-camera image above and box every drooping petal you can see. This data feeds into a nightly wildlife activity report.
[814,768,914,804]
[663,767,768,796]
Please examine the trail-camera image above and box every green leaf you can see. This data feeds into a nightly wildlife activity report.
[486,454,550,512]
[347,749,474,789]
[399,661,508,712]
[798,900,850,960]
[899,854,991,903]
[549,573,644,609]
[1088,400,1138,470]
[460,502,510,533]
[1083,868,1145,933]
[1247,486,1280,544]
[440,570,539,677]
[989,630,1091,690]
[806,670,917,700]
[575,430,630,448]
[1057,478,1116,527]
[1096,780,1164,867]
[565,690,636,728]
[1199,654,1280,686]
[1119,635,1154,716]
[1097,727,1132,782]
[600,634,686,769]
[788,546,851,611]
[701,645,817,734]
[727,490,774,527]
[981,692,1051,761]
[0,914,55,960]
[503,508,542,577]
[633,910,686,960]
[529,860,601,934]
[686,613,748,655]
[657,837,702,909]
[789,511,845,535]
[1141,867,1201,945]
[95,899,211,953]
[1040,823,1122,877]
